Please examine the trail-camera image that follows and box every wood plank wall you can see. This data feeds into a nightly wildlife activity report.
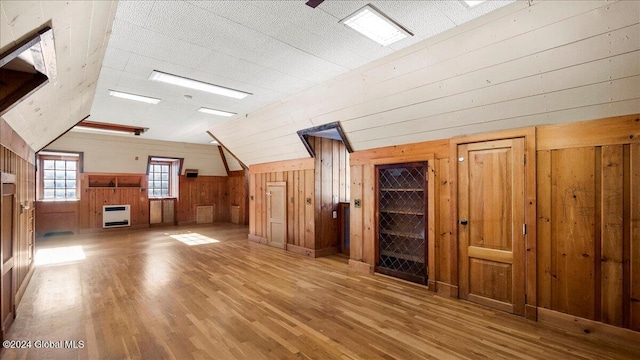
[310,137,350,252]
[177,176,230,224]
[37,173,246,234]
[228,170,247,225]
[249,158,315,251]
[537,115,640,331]
[0,117,36,311]
[348,139,452,291]
[211,0,640,166]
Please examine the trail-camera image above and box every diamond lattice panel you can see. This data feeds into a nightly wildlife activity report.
[377,163,427,284]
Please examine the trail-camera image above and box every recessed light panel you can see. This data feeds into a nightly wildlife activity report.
[109,90,160,104]
[149,70,251,99]
[198,107,236,117]
[462,0,486,8]
[340,4,412,46]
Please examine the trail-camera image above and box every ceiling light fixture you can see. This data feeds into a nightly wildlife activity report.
[149,70,252,99]
[198,107,236,117]
[461,0,486,8]
[340,4,412,46]
[109,90,160,104]
[210,140,219,145]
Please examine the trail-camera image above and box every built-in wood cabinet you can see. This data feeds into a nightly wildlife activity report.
[376,162,428,284]
[87,174,143,188]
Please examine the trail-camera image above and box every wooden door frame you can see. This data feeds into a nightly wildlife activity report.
[451,127,537,321]
[266,181,287,249]
[1,173,17,339]
[367,155,436,290]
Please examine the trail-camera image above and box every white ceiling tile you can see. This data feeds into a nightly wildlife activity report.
[2,0,516,153]
[434,1,515,25]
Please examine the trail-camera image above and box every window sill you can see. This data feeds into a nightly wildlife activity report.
[148,197,177,200]
[37,198,80,202]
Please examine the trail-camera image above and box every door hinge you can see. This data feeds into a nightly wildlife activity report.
[524,154,526,165]
[523,224,527,235]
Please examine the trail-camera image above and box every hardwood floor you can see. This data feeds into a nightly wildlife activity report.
[1,223,639,359]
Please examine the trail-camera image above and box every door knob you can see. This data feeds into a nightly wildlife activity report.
[459,219,468,225]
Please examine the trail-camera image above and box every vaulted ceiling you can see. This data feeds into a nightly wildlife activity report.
[1,0,515,158]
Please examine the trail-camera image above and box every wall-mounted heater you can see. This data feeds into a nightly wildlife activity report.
[103,205,131,228]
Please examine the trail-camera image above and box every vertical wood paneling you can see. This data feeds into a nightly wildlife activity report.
[537,150,552,309]
[0,142,36,318]
[350,165,363,262]
[537,116,640,331]
[309,137,350,251]
[435,158,452,285]
[362,164,375,265]
[304,169,315,249]
[601,145,624,326]
[256,174,264,237]
[631,143,640,331]
[248,163,316,250]
[249,174,256,234]
[551,148,596,320]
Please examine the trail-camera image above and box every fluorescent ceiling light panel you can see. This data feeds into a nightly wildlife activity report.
[198,107,236,117]
[462,0,486,8]
[340,4,412,46]
[149,71,251,99]
[109,90,160,104]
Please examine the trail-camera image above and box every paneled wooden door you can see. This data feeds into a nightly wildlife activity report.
[1,183,16,339]
[458,138,525,315]
[266,182,286,249]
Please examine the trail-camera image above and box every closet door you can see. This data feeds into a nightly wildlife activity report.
[376,163,427,284]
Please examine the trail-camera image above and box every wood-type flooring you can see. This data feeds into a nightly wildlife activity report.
[1,223,638,359]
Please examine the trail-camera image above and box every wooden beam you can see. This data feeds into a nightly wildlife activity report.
[218,146,230,175]
[206,131,247,170]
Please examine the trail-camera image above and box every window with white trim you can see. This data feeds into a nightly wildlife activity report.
[38,151,82,200]
[147,157,181,198]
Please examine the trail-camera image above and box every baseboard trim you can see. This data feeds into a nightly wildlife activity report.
[314,246,338,258]
[525,304,537,321]
[78,224,149,234]
[537,308,640,345]
[286,243,314,257]
[435,282,459,298]
[348,260,372,274]
[248,234,267,244]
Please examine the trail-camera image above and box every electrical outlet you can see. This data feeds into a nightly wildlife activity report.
[332,210,337,219]
[354,199,361,208]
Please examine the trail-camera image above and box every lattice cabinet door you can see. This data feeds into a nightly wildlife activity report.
[376,162,428,284]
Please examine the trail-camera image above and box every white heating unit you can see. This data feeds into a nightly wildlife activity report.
[103,205,131,228]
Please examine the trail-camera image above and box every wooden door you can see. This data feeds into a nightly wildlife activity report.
[458,138,525,315]
[266,182,286,249]
[1,183,16,338]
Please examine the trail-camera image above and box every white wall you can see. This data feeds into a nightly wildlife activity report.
[1,1,117,151]
[45,132,228,176]
[210,0,640,166]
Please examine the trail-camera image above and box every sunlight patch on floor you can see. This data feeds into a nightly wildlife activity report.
[169,232,220,246]
[35,245,86,265]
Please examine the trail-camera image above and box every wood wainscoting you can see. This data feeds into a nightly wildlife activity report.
[0,118,36,341]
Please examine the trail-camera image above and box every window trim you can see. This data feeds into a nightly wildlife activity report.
[37,150,83,201]
[146,156,183,199]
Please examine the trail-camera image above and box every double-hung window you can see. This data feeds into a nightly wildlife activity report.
[38,151,82,200]
[147,157,181,198]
